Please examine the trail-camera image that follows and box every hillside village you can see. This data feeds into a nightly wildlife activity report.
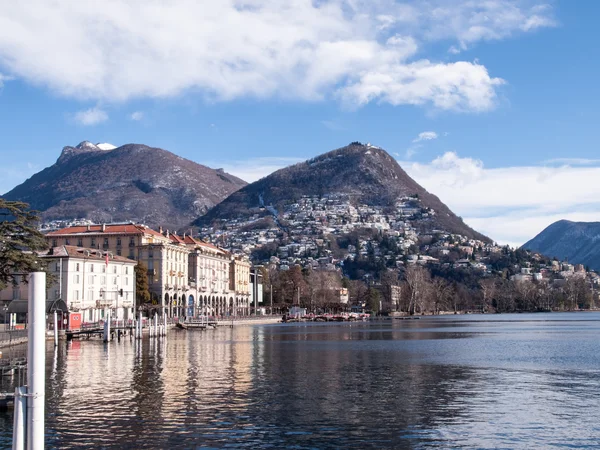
[197,193,600,312]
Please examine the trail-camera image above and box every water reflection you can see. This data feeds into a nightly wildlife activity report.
[0,313,598,448]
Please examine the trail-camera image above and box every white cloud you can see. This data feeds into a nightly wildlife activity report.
[402,152,600,246]
[0,72,14,88]
[405,147,418,159]
[206,157,304,183]
[413,131,438,142]
[130,111,144,121]
[73,107,108,126]
[0,1,554,111]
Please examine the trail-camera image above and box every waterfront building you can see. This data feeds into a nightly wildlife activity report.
[46,224,190,317]
[184,235,232,317]
[0,246,136,323]
[45,223,254,318]
[230,256,251,316]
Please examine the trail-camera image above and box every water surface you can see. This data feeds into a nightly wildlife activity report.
[1,312,600,449]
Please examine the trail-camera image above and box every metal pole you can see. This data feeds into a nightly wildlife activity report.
[53,311,58,347]
[12,386,26,450]
[253,270,258,316]
[27,272,46,450]
[270,284,273,315]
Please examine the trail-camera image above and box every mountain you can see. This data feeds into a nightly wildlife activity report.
[2,141,246,229]
[195,142,490,242]
[522,220,600,270]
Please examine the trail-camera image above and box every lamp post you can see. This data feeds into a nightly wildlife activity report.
[3,304,8,331]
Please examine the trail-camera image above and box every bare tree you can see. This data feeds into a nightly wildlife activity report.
[404,265,431,315]
[431,277,454,314]
[479,278,497,312]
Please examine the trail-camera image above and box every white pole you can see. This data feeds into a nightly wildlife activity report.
[138,311,142,339]
[12,386,26,450]
[27,272,46,450]
[163,314,167,336]
[53,311,58,347]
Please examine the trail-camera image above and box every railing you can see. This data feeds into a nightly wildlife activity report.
[0,329,28,344]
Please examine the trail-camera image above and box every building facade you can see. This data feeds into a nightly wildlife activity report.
[46,224,190,316]
[46,223,255,318]
[0,246,136,323]
[230,257,251,316]
[185,236,233,317]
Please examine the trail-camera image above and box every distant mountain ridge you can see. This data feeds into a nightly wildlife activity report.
[196,142,491,242]
[2,141,247,229]
[522,220,600,270]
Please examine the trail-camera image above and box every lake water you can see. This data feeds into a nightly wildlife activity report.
[1,312,600,449]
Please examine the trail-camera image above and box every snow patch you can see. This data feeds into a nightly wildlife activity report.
[96,143,117,150]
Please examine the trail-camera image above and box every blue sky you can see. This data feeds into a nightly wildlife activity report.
[1,0,599,246]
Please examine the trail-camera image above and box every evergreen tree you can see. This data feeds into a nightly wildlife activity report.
[0,199,48,290]
[135,262,151,306]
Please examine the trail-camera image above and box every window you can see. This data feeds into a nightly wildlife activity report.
[113,266,117,274]
[88,290,93,301]
[55,262,60,272]
[148,249,153,258]
[90,264,94,273]
[117,237,122,246]
[74,275,80,284]
[125,277,129,285]
[125,267,129,275]
[52,239,57,247]
[91,238,96,247]
[76,263,80,272]
[65,239,70,245]
[77,238,83,247]
[88,275,94,284]
[117,249,122,256]
[74,290,79,301]
[129,237,135,247]
[101,276,106,284]
[103,238,109,248]
[102,266,106,273]
[113,277,117,285]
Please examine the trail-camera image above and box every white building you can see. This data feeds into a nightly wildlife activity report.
[42,246,137,322]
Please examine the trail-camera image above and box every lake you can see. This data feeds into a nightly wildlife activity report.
[1,312,600,449]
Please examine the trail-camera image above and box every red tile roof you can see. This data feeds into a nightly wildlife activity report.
[40,246,136,263]
[46,223,165,238]
[182,235,228,255]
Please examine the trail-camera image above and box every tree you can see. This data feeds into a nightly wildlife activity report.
[0,199,48,290]
[431,277,454,314]
[404,265,431,315]
[365,286,381,313]
[479,278,497,312]
[135,262,151,306]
